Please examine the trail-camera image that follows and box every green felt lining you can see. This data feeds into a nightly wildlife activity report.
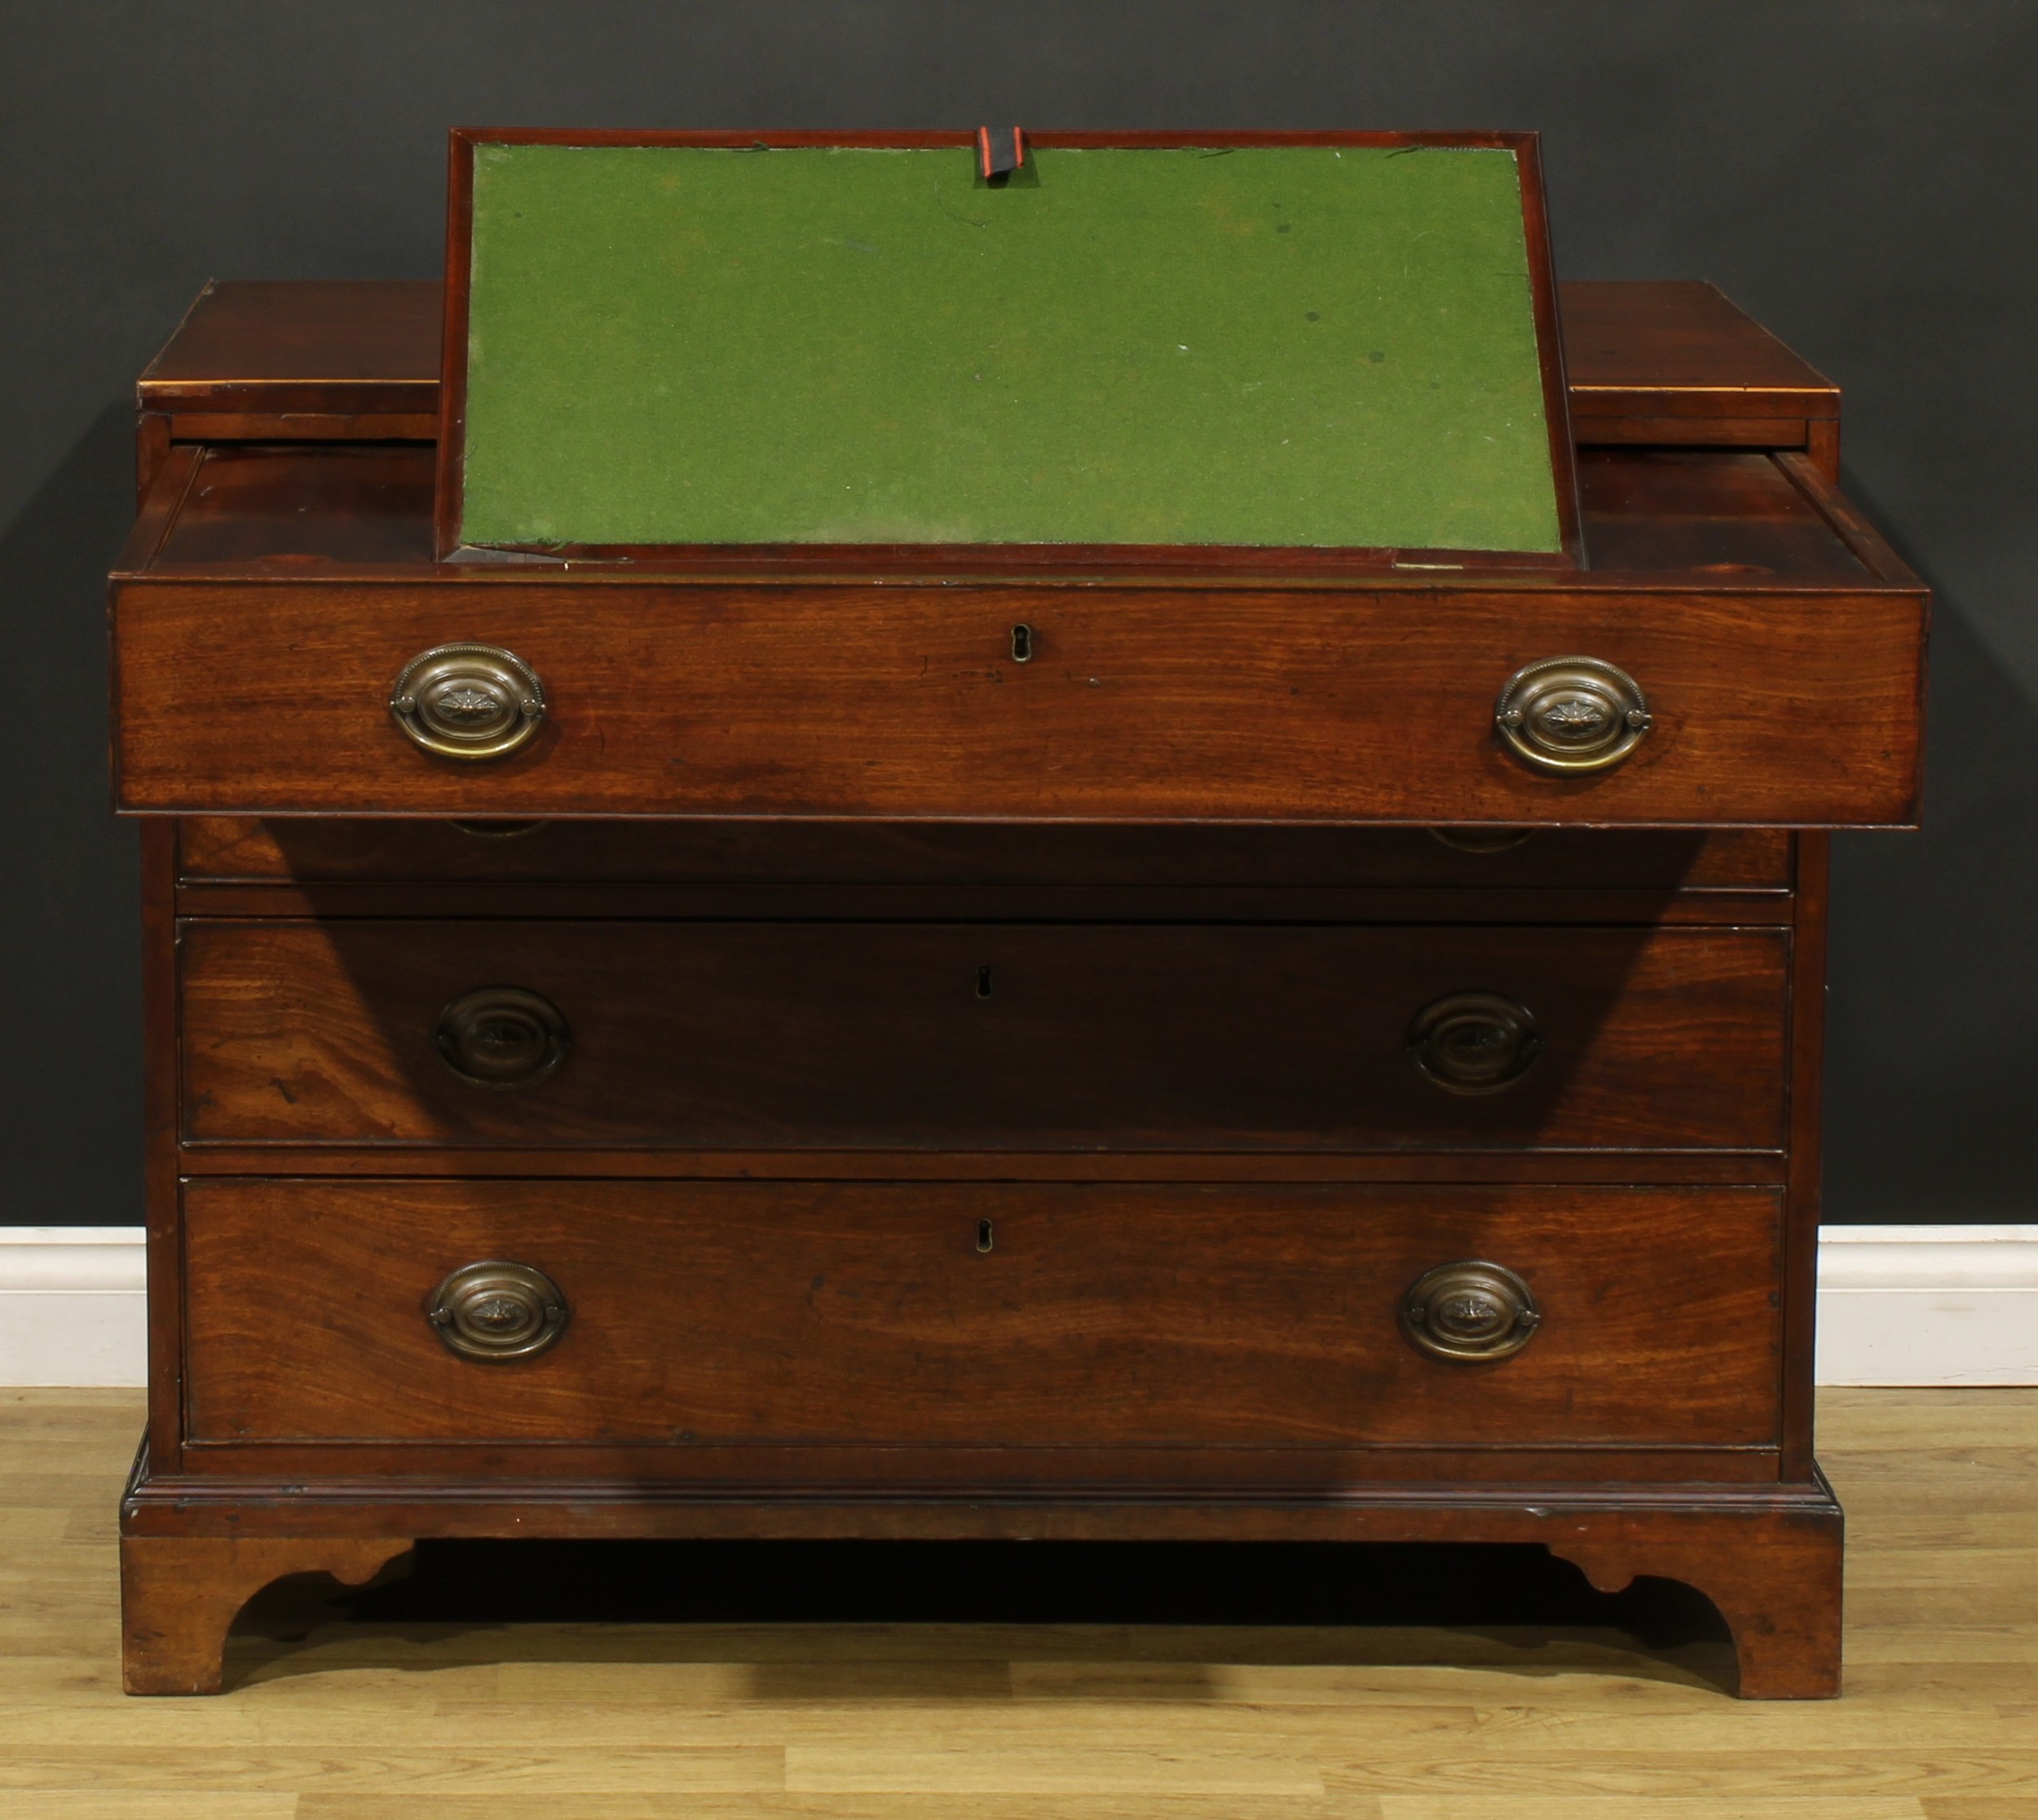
[458,143,1562,552]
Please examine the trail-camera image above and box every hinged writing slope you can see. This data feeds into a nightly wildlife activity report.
[436,130,1581,568]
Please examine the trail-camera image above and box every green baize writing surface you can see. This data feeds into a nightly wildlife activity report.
[459,143,1562,553]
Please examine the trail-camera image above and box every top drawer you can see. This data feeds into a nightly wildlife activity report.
[111,438,1925,826]
[112,574,1923,825]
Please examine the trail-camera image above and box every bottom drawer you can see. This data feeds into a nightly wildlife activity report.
[183,1180,1783,1456]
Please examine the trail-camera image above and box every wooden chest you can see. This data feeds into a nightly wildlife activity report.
[109,271,1924,1699]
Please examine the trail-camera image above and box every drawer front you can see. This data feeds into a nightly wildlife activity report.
[115,579,1923,822]
[177,817,1792,891]
[180,921,1789,1152]
[183,1179,1783,1450]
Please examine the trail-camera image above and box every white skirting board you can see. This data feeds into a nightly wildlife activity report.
[0,1228,148,1388]
[1815,1223,2038,1386]
[1,1223,2034,1389]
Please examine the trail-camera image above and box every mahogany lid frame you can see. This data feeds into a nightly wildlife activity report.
[435,128,1584,575]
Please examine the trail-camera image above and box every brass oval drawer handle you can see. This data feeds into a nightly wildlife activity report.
[1427,826,1535,854]
[448,818,552,840]
[428,1260,569,1361]
[390,642,546,760]
[1494,655,1651,774]
[435,986,571,1090]
[1406,990,1542,1095]
[1401,1260,1541,1364]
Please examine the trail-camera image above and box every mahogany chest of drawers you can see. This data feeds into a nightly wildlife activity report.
[108,275,1926,1697]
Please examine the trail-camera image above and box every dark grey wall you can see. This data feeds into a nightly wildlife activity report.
[3,1,2031,1224]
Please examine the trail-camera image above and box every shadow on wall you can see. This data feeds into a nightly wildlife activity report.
[0,404,143,1224]
[1826,474,2038,1223]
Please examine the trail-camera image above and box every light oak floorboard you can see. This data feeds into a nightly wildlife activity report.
[1,1800,298,1820]
[0,1389,2030,1815]
[293,1801,1375,1819]
[1380,1803,1930,1820]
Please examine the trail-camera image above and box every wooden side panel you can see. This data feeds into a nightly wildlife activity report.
[112,581,1926,824]
[140,821,183,1476]
[182,1179,1784,1452]
[177,920,1789,1154]
[1783,833,1829,1478]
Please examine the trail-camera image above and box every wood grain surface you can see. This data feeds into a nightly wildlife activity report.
[1561,280,1837,443]
[9,1389,2034,1800]
[110,576,1926,823]
[177,920,1789,1153]
[177,1179,1782,1452]
[175,817,1793,890]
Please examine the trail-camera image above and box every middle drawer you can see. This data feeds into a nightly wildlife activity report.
[180,920,1787,1152]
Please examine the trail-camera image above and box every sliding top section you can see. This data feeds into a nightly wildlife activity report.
[137,279,1839,465]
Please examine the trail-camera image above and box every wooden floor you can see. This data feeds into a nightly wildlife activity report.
[2,1390,2034,1817]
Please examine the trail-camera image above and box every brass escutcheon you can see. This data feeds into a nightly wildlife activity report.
[1400,1260,1541,1363]
[427,1260,570,1361]
[390,642,546,760]
[435,985,571,1090]
[1406,989,1542,1095]
[1493,655,1651,774]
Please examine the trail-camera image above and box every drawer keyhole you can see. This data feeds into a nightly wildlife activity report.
[977,1219,995,1254]
[1010,624,1033,662]
[977,966,994,998]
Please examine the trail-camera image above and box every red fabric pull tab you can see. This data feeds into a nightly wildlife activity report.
[977,127,1026,179]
